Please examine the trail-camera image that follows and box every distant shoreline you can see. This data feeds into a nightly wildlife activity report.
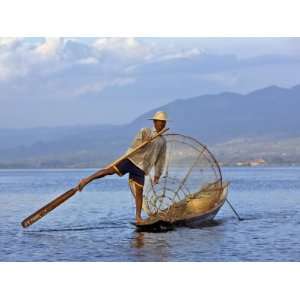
[1,164,300,170]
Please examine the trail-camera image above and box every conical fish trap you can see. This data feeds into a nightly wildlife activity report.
[142,134,223,222]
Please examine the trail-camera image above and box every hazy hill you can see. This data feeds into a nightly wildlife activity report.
[131,84,300,143]
[1,84,300,168]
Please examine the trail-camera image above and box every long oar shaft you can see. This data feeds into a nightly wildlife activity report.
[21,127,169,228]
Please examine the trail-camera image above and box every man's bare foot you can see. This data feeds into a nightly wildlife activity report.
[136,217,144,225]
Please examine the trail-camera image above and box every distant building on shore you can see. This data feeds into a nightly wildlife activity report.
[236,159,266,167]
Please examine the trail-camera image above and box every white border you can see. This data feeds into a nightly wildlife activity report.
[1,262,300,300]
[0,0,300,36]
[1,0,300,299]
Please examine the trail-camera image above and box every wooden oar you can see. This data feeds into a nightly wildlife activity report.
[21,127,169,228]
[21,188,78,228]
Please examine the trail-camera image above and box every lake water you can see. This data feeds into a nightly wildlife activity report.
[0,167,300,261]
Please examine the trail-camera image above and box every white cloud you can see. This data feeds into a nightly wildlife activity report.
[0,37,299,101]
[1,38,300,128]
[73,77,136,96]
[92,37,150,59]
[0,38,30,80]
[0,38,74,82]
[152,47,202,62]
[0,37,204,84]
[76,57,98,65]
[35,38,64,57]
[0,38,24,49]
[0,37,64,81]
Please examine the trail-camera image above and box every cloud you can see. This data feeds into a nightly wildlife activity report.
[35,38,64,57]
[73,77,136,96]
[0,37,67,81]
[76,57,98,65]
[0,38,30,80]
[0,38,131,86]
[91,37,203,65]
[0,37,203,99]
[1,37,300,128]
[92,37,151,60]
[0,38,24,48]
[0,38,300,101]
[152,47,202,62]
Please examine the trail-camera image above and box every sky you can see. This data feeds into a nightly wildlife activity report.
[1,37,300,128]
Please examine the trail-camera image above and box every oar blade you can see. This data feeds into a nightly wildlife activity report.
[21,188,78,228]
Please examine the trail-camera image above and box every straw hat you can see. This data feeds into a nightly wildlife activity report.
[148,111,169,121]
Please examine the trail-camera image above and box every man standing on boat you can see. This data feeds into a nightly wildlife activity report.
[77,111,168,224]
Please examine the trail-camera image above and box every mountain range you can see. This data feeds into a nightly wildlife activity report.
[1,84,300,168]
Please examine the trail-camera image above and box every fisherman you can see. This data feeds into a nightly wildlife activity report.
[77,111,168,224]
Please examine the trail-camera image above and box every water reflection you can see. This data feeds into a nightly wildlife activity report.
[131,231,172,261]
[132,232,145,248]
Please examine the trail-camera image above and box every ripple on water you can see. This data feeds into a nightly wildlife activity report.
[1,168,300,261]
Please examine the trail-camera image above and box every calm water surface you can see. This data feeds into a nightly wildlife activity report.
[0,167,300,261]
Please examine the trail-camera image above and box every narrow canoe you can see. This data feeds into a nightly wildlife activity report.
[133,181,229,232]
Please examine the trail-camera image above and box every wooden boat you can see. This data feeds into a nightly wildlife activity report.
[134,181,229,232]
[131,218,175,232]
[133,134,230,232]
[172,181,229,227]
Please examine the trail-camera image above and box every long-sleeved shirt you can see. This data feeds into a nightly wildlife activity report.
[125,127,167,177]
